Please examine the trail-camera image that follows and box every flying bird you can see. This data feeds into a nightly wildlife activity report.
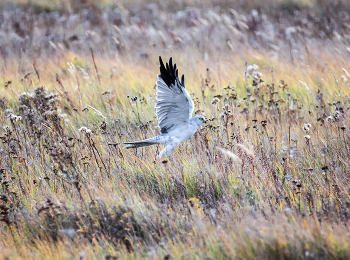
[123,56,206,159]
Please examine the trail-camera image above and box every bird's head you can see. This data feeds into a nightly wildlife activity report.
[191,115,206,126]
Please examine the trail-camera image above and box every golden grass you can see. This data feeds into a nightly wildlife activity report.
[0,49,349,259]
[1,0,350,259]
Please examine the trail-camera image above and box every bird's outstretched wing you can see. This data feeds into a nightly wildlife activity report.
[156,56,194,134]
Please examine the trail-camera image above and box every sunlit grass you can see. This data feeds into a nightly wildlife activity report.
[1,0,350,259]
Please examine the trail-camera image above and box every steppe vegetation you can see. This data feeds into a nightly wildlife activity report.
[1,0,350,259]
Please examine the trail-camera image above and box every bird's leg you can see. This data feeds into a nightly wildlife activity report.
[157,142,179,161]
[154,144,160,162]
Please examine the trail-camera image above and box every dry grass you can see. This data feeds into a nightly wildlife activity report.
[1,0,350,259]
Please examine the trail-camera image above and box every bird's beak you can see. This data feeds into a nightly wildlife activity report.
[204,120,207,123]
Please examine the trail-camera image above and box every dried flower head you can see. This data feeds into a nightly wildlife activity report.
[302,123,311,132]
[211,97,220,105]
[333,111,341,120]
[340,75,348,82]
[245,64,261,81]
[79,127,92,136]
[252,71,262,80]
[222,104,229,112]
[247,64,259,75]
[326,116,334,122]
[102,90,112,95]
[18,92,33,107]
[79,127,87,132]
[7,113,22,122]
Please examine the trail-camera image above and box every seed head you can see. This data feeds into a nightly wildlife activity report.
[79,127,92,136]
[252,71,262,79]
[211,97,220,105]
[7,113,22,122]
[79,127,87,133]
[102,90,112,95]
[302,123,311,132]
[326,116,334,122]
[333,111,341,120]
[340,75,348,82]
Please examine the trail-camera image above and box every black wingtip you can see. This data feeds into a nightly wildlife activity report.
[169,57,173,75]
[181,74,185,87]
[159,56,164,69]
[158,56,184,88]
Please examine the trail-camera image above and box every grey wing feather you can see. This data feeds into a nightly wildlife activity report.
[156,57,194,134]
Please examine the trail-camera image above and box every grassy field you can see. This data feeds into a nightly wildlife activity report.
[1,0,350,259]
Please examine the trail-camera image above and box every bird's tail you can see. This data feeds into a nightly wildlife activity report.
[122,136,164,149]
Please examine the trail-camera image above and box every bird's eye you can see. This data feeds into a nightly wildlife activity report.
[199,118,203,121]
